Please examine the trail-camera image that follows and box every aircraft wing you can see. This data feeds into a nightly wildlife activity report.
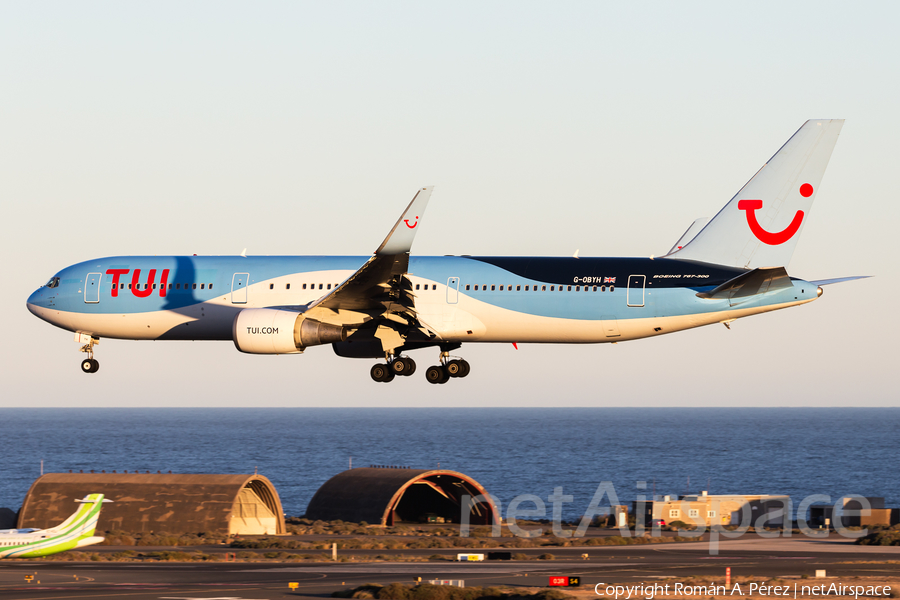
[300,187,437,349]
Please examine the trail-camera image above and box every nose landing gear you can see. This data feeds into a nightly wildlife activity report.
[78,335,100,373]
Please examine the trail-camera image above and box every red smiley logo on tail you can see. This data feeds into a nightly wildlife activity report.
[737,183,812,246]
[403,216,419,229]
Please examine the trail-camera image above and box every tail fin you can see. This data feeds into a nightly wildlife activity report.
[665,119,843,269]
[46,493,108,538]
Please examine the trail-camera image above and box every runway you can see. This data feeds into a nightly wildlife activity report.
[0,537,897,600]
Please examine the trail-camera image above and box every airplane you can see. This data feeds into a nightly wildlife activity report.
[27,119,864,384]
[0,494,110,558]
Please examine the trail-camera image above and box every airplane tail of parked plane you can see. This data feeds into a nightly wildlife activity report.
[665,119,844,269]
[44,493,107,538]
[0,494,110,558]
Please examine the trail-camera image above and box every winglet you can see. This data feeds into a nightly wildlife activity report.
[375,187,433,255]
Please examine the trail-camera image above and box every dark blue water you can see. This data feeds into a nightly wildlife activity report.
[0,408,896,521]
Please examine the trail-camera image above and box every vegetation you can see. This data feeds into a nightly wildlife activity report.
[101,530,223,546]
[855,529,900,546]
[331,583,575,600]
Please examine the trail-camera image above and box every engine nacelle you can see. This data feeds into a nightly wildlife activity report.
[232,308,347,354]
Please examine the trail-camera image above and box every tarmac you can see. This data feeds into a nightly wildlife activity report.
[0,535,897,600]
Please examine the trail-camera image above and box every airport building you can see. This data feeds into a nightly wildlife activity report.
[809,497,900,529]
[18,473,284,535]
[306,467,498,526]
[633,491,790,528]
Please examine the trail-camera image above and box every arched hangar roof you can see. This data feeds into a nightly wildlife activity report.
[306,468,498,526]
[18,473,284,535]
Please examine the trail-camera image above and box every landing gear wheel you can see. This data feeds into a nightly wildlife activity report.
[81,359,94,373]
[89,359,100,373]
[391,356,417,377]
[446,359,463,377]
[425,365,449,384]
[457,359,470,378]
[370,363,392,382]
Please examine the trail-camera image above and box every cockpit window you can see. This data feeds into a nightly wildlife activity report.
[46,277,60,288]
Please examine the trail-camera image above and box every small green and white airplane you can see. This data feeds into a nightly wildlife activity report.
[0,494,110,558]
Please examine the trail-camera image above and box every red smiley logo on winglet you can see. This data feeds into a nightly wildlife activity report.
[737,184,812,246]
[403,216,419,229]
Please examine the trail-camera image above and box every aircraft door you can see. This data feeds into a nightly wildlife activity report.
[231,273,250,304]
[84,273,101,303]
[627,274,646,307]
[446,277,459,304]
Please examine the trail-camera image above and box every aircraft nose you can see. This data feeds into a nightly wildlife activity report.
[26,289,44,315]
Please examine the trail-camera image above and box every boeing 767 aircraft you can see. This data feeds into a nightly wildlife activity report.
[0,494,109,558]
[27,119,862,384]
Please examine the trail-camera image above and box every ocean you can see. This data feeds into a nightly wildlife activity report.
[0,408,896,522]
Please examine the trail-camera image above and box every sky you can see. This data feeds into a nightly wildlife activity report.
[2,1,898,407]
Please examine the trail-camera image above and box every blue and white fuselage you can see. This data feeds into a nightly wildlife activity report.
[27,255,818,343]
[26,120,860,383]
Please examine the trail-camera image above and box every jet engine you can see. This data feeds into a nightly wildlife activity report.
[232,308,347,354]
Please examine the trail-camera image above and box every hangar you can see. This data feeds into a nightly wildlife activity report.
[306,467,498,526]
[18,473,284,535]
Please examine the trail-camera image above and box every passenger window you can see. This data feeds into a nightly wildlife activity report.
[432,284,436,290]
[327,284,332,290]
[286,283,291,290]
[465,285,470,291]
[542,285,546,291]
[209,284,213,290]
[525,285,529,291]
[601,285,606,292]
[567,285,572,291]
[128,284,132,289]
[592,286,597,292]
[516,285,521,291]
[416,284,420,290]
[193,283,197,290]
[200,284,205,289]
[121,283,125,289]
[175,283,180,290]
[499,285,504,291]
[491,285,496,291]
[168,283,173,289]
[319,284,323,290]
[575,285,580,292]
[610,285,615,292]
[269,283,274,290]
[550,285,555,291]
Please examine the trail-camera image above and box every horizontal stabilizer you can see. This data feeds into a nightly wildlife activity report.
[697,267,792,300]
[811,275,871,286]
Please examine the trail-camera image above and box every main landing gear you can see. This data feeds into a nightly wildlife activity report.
[425,350,470,385]
[79,336,100,374]
[369,349,470,384]
[370,354,417,383]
